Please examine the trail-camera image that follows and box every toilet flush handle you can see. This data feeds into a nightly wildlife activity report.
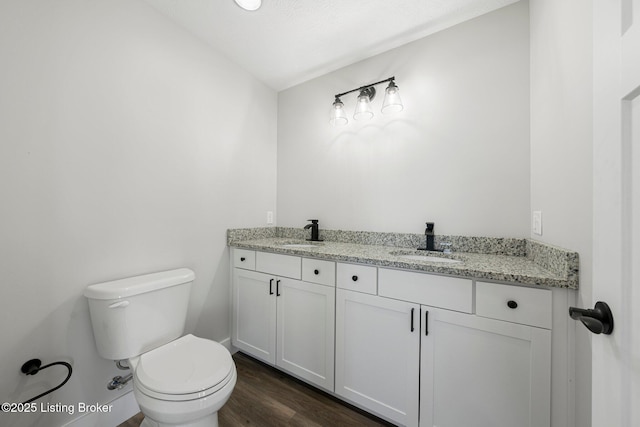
[108,301,130,309]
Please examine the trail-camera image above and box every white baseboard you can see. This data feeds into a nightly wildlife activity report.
[62,391,139,427]
[219,336,231,351]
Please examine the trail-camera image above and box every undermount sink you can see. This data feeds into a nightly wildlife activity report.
[279,242,324,248]
[399,254,462,263]
[390,251,462,264]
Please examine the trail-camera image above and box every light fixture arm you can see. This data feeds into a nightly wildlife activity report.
[334,76,396,99]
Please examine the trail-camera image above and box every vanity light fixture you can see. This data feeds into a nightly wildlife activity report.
[330,76,403,126]
[353,87,376,121]
[381,80,404,114]
[234,0,261,11]
[330,97,349,126]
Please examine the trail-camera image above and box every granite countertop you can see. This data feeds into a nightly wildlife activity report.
[228,228,579,289]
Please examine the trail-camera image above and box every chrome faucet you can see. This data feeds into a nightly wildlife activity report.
[304,219,323,241]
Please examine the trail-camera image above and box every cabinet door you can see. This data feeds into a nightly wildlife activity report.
[336,289,420,427]
[232,269,277,364]
[420,306,551,427]
[276,278,335,391]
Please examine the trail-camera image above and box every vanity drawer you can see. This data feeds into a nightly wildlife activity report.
[476,281,552,329]
[337,263,377,294]
[233,249,255,270]
[255,252,301,279]
[378,268,473,313]
[302,258,336,286]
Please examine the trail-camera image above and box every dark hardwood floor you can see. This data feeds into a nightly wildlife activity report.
[118,352,393,427]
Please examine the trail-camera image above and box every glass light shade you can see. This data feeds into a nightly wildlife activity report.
[234,0,261,11]
[353,92,374,121]
[330,99,348,126]
[381,81,403,114]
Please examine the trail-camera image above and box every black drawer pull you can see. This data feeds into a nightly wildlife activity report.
[240,257,246,262]
[269,279,274,295]
[352,275,358,282]
[276,280,281,296]
[507,300,518,309]
[425,310,429,336]
[314,269,319,275]
[410,308,415,332]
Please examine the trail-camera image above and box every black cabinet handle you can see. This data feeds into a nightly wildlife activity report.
[276,279,281,297]
[425,310,429,336]
[410,308,415,332]
[314,269,319,275]
[352,275,358,282]
[240,257,246,262]
[569,301,614,334]
[507,300,518,309]
[269,279,274,295]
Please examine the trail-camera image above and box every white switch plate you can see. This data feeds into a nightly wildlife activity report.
[266,211,274,224]
[532,211,542,235]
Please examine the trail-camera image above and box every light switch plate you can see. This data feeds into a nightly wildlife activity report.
[532,211,542,235]
[266,211,274,224]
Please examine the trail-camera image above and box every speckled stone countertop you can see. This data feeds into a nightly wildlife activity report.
[228,227,579,289]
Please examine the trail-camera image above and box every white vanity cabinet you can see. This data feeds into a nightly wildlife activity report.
[232,248,564,427]
[231,249,335,391]
[335,288,420,427]
[336,269,552,427]
[420,305,551,427]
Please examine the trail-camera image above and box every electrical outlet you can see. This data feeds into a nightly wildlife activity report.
[266,211,274,224]
[532,211,542,235]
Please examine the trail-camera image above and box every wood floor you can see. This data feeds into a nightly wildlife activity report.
[118,351,393,427]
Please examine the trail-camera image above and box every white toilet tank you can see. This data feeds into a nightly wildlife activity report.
[84,268,195,361]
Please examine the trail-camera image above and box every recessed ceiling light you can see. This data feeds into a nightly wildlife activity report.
[234,0,261,11]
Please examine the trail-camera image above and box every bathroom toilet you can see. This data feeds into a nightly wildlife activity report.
[84,268,236,427]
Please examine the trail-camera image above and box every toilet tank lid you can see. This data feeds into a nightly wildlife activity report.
[84,268,195,300]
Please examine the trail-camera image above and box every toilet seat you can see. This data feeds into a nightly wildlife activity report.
[134,334,234,402]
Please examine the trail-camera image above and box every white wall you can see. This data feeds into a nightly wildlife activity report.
[529,1,593,426]
[277,2,530,237]
[0,0,277,426]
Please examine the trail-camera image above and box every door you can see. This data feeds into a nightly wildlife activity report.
[276,278,335,391]
[232,269,277,364]
[335,289,420,427]
[420,306,550,427]
[592,1,640,425]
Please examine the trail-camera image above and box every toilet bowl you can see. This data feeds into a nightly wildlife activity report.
[131,334,236,427]
[84,269,236,427]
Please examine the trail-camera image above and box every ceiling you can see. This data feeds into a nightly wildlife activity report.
[143,0,520,91]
